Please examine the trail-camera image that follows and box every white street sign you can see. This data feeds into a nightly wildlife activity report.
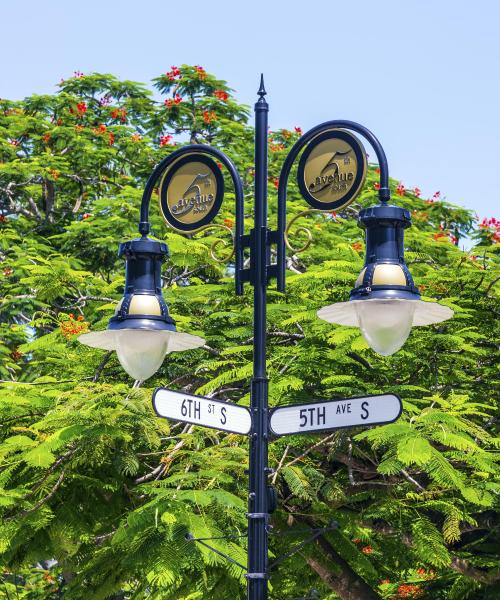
[152,388,252,435]
[269,394,402,436]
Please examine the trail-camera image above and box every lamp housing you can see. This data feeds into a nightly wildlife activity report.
[317,203,453,355]
[79,237,205,379]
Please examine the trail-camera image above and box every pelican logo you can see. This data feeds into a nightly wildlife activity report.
[171,173,214,217]
[159,154,224,232]
[298,130,367,211]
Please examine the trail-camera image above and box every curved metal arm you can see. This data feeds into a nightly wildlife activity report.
[139,144,245,294]
[276,120,390,291]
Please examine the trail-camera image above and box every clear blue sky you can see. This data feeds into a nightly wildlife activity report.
[1,0,498,223]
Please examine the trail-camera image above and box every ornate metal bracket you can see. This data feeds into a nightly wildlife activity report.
[284,209,335,254]
[191,223,236,263]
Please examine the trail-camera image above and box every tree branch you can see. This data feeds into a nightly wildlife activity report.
[9,471,65,520]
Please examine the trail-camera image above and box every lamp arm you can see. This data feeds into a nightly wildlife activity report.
[138,144,245,294]
[276,120,390,292]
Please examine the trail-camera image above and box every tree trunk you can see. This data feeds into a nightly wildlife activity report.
[305,535,381,600]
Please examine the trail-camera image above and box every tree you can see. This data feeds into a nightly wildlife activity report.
[0,66,498,600]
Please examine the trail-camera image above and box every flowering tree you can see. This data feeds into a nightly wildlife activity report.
[0,66,499,599]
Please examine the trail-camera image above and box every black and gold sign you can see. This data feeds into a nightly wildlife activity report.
[297,130,367,211]
[159,154,224,232]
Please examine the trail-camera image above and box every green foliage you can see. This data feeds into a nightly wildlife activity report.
[1,66,499,599]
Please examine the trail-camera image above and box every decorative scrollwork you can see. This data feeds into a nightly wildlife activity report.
[192,223,235,263]
[284,209,334,253]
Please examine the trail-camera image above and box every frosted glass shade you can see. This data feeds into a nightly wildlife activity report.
[79,329,205,380]
[317,298,453,356]
[355,300,415,356]
[116,330,169,380]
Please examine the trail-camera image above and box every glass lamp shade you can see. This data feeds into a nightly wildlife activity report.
[79,328,205,380]
[355,299,415,355]
[317,298,453,356]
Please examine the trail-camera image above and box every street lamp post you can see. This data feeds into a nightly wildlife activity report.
[79,77,453,599]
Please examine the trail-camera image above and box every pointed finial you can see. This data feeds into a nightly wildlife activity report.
[257,74,267,98]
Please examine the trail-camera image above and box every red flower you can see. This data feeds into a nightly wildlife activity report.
[203,110,217,124]
[217,162,223,169]
[174,94,182,104]
[164,99,173,109]
[396,583,423,598]
[448,233,458,244]
[73,71,84,78]
[425,198,434,204]
[111,108,127,122]
[361,545,373,555]
[195,65,206,80]
[413,187,421,197]
[93,123,107,135]
[131,133,142,142]
[159,134,173,147]
[108,132,115,145]
[380,579,390,585]
[270,143,285,152]
[351,242,363,252]
[60,317,88,338]
[166,66,181,80]
[396,182,405,196]
[224,218,234,228]
[76,102,87,115]
[0,215,7,223]
[273,177,279,189]
[433,191,441,199]
[3,267,13,276]
[10,349,23,361]
[214,89,229,101]
[373,182,380,191]
[82,213,91,220]
[9,139,20,146]
[375,167,381,174]
[42,133,51,144]
[294,126,302,135]
[352,538,361,544]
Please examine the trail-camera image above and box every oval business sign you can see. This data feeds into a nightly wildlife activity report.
[297,129,367,211]
[159,153,224,232]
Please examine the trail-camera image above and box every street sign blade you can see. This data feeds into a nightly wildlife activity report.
[152,388,252,435]
[269,394,402,436]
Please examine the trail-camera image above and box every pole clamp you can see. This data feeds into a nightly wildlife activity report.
[245,572,269,580]
[246,512,268,519]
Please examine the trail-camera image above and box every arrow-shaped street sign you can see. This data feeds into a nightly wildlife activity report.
[269,394,402,436]
[152,388,252,435]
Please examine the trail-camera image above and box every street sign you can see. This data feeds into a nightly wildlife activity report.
[269,394,402,436]
[152,388,252,435]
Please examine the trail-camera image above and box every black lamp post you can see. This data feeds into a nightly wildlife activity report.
[79,77,452,599]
